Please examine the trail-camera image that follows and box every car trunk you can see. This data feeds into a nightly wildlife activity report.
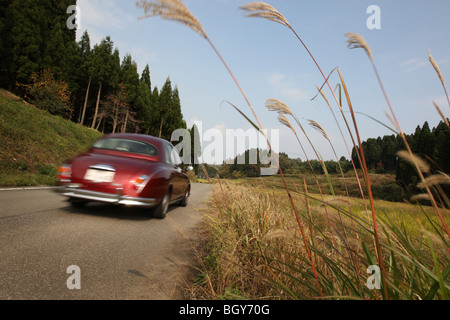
[70,152,156,195]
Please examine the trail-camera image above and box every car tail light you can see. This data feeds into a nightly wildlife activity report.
[133,175,149,193]
[57,164,72,182]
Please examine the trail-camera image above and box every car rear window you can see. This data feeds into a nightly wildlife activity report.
[92,138,158,157]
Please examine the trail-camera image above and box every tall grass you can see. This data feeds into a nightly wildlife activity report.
[137,1,450,299]
[192,180,449,299]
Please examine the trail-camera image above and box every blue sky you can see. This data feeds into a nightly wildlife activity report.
[76,0,450,162]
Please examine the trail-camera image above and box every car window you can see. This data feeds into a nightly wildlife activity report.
[171,148,182,165]
[92,138,158,157]
[165,145,182,166]
[165,145,174,165]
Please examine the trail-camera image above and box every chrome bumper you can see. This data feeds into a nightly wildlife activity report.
[55,184,157,208]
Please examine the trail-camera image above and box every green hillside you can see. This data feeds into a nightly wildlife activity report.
[0,89,103,186]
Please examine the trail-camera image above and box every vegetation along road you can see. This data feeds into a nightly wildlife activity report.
[0,183,212,300]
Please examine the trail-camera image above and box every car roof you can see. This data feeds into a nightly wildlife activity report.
[98,133,172,161]
[101,133,168,147]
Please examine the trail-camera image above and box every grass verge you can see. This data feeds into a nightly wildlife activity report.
[0,89,102,186]
[190,179,450,300]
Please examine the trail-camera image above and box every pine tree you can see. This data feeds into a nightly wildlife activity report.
[190,124,202,174]
[78,31,92,124]
[170,86,186,131]
[135,66,153,133]
[7,0,44,86]
[0,0,13,88]
[88,36,116,129]
[119,54,140,132]
[141,64,151,89]
[120,54,140,105]
[148,87,160,136]
[157,78,173,139]
[434,121,450,173]
[414,121,436,159]
[42,21,66,78]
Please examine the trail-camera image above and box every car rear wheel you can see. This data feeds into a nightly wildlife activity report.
[153,191,170,219]
[178,187,189,207]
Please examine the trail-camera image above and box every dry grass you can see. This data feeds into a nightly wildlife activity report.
[136,0,206,38]
[345,32,374,63]
[240,2,291,28]
[191,180,450,300]
[397,150,431,174]
[429,50,446,89]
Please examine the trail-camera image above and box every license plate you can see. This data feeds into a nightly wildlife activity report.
[84,169,115,183]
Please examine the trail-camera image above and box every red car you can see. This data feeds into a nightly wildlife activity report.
[56,133,192,219]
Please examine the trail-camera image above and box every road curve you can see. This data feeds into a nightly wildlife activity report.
[0,183,213,300]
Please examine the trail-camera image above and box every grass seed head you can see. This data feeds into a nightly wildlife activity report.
[345,32,374,62]
[308,119,329,141]
[277,113,296,133]
[315,85,331,108]
[429,50,445,87]
[397,150,430,173]
[136,0,207,38]
[410,193,431,202]
[417,172,450,189]
[240,2,291,28]
[265,98,293,116]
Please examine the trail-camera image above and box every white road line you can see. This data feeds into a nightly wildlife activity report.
[0,186,57,191]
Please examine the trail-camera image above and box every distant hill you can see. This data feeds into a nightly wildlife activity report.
[0,89,103,186]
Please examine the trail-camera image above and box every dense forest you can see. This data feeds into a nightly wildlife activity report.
[352,121,450,185]
[0,0,186,140]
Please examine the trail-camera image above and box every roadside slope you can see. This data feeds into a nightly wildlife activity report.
[0,89,103,186]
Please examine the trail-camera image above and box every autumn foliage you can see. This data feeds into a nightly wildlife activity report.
[17,69,72,119]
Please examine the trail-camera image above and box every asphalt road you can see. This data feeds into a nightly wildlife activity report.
[0,183,213,300]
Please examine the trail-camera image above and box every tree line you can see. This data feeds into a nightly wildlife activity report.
[351,120,450,189]
[0,0,186,140]
[217,120,450,188]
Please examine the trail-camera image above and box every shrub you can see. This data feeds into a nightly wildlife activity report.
[18,69,72,119]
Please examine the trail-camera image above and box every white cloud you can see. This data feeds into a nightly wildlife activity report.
[76,0,134,39]
[267,73,309,101]
[401,56,450,72]
[401,58,428,72]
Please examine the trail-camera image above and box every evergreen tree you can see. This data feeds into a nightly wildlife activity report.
[0,0,187,136]
[119,54,140,132]
[170,86,187,131]
[88,36,116,129]
[434,121,450,173]
[120,54,140,105]
[7,0,44,86]
[190,124,202,174]
[157,78,173,139]
[0,0,13,88]
[141,64,151,89]
[148,87,160,136]
[42,21,66,78]
[135,66,153,133]
[78,30,92,124]
[413,121,435,159]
